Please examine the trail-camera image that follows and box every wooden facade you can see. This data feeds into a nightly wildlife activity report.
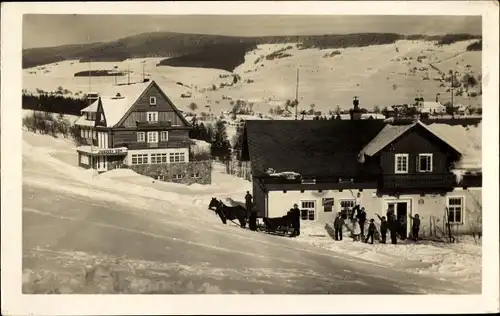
[242,119,482,236]
[75,80,211,184]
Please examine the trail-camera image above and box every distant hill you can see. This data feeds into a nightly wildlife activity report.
[23,32,482,72]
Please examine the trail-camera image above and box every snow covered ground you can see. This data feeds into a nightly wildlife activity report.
[23,40,482,116]
[21,131,481,294]
[299,222,481,285]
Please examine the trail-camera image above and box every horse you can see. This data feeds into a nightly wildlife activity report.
[208,197,247,228]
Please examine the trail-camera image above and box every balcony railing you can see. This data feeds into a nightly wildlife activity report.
[136,121,172,129]
[118,140,190,150]
[381,173,457,189]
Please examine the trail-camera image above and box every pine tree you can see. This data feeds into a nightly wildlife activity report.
[211,120,231,161]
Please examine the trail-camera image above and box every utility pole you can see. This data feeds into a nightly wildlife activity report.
[295,68,299,120]
[142,61,145,82]
[128,64,130,85]
[88,58,94,174]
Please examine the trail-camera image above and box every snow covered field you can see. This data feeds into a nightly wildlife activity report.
[22,131,482,294]
[23,40,482,116]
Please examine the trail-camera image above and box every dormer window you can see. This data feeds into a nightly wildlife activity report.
[395,153,409,174]
[149,96,157,106]
[417,154,433,172]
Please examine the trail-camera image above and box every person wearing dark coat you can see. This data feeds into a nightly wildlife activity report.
[244,191,253,219]
[376,214,389,243]
[290,203,301,237]
[389,216,398,244]
[364,219,377,244]
[249,207,258,231]
[333,212,345,241]
[357,207,367,236]
[398,216,407,240]
[410,214,421,241]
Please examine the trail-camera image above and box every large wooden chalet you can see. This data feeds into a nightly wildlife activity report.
[241,117,482,237]
[74,80,210,184]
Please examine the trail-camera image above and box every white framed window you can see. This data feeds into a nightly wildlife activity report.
[395,153,409,174]
[79,154,89,165]
[80,128,85,138]
[155,175,164,181]
[147,111,158,122]
[131,154,148,165]
[417,153,433,172]
[300,200,316,221]
[151,153,168,164]
[446,197,464,224]
[136,132,145,142]
[169,152,186,163]
[149,96,157,106]
[339,199,356,219]
[191,172,200,179]
[173,174,183,180]
[160,131,169,142]
[147,131,158,143]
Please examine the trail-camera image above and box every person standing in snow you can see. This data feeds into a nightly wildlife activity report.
[352,218,361,241]
[357,207,367,237]
[364,219,377,244]
[410,213,421,241]
[398,216,407,240]
[249,207,258,231]
[333,212,344,241]
[290,203,301,237]
[245,191,253,219]
[376,214,389,243]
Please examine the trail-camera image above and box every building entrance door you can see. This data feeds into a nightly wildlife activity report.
[385,200,410,239]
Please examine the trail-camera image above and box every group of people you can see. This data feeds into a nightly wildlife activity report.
[333,193,421,244]
[244,190,422,244]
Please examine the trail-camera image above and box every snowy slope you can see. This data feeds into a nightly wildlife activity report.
[23,40,481,116]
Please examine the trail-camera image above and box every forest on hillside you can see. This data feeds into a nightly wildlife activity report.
[23,32,482,71]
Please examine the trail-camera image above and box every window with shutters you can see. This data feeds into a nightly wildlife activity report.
[417,153,433,172]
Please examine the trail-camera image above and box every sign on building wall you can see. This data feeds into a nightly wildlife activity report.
[322,198,334,212]
[95,148,127,156]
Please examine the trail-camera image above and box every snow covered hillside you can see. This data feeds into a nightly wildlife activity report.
[23,40,481,116]
[22,131,481,294]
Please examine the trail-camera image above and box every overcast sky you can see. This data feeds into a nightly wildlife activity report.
[23,15,482,49]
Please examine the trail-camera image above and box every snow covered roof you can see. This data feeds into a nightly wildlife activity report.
[359,123,415,157]
[426,122,482,170]
[242,120,386,177]
[359,120,463,158]
[422,101,444,109]
[78,80,180,128]
[74,116,95,127]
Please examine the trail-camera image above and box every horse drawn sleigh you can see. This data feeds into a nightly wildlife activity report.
[208,197,299,237]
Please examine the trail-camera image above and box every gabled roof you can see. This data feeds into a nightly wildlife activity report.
[78,80,190,128]
[359,120,463,157]
[242,120,386,177]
